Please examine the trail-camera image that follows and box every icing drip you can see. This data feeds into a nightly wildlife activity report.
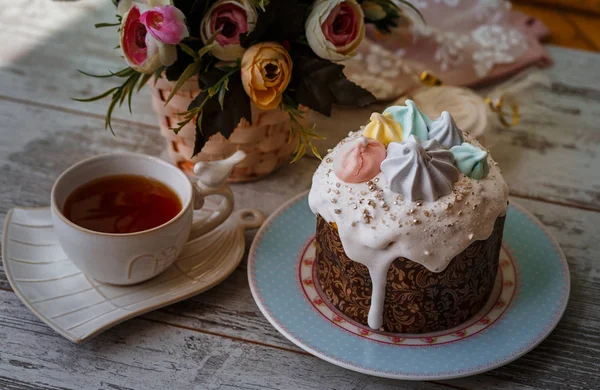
[334,137,387,183]
[383,100,431,141]
[451,142,490,180]
[429,111,464,149]
[309,131,509,330]
[362,113,404,146]
[380,136,459,202]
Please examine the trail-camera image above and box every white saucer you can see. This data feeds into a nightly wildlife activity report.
[2,206,264,343]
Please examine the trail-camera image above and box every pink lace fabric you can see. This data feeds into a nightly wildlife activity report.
[345,0,552,101]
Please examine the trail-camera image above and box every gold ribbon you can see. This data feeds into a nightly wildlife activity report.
[485,96,520,127]
[419,71,443,87]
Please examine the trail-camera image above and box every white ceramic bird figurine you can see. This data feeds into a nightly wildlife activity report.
[193,150,247,187]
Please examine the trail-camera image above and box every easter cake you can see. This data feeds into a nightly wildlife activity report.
[308,101,509,333]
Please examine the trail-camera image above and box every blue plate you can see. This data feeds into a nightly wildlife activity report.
[248,192,570,380]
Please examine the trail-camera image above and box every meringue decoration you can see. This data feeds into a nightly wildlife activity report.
[382,100,431,141]
[451,142,490,180]
[381,136,459,202]
[402,86,490,142]
[362,112,404,146]
[334,137,386,183]
[429,111,464,149]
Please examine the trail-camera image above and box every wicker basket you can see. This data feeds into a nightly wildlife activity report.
[150,76,297,182]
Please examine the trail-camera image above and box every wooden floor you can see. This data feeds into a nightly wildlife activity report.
[513,2,600,51]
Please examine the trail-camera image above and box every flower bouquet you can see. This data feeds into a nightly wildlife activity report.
[79,0,417,176]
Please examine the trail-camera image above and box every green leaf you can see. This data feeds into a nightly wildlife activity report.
[77,67,134,79]
[71,87,119,102]
[289,53,376,116]
[281,95,325,161]
[192,72,251,157]
[179,43,198,59]
[240,0,311,48]
[207,84,219,97]
[75,66,147,135]
[309,142,322,160]
[95,21,121,28]
[164,35,220,104]
[105,95,119,135]
[363,0,425,33]
[197,41,217,59]
[217,77,229,110]
[291,142,306,163]
[396,0,425,23]
[164,42,202,81]
[164,60,202,104]
[254,0,270,11]
[137,72,153,93]
[153,67,164,86]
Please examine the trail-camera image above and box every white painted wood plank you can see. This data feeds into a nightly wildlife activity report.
[0,288,454,390]
[0,0,158,126]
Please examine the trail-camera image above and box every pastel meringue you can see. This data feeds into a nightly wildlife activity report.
[334,137,387,183]
[451,142,490,180]
[429,111,464,149]
[381,136,459,202]
[382,100,431,141]
[362,112,404,146]
[401,86,490,143]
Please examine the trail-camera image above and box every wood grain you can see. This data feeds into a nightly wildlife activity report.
[512,3,600,51]
[564,12,600,51]
[0,289,456,390]
[0,0,157,126]
[513,1,600,18]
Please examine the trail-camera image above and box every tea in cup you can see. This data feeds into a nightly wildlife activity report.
[51,152,245,285]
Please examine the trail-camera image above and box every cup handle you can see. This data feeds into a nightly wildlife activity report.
[189,182,234,240]
[188,150,247,240]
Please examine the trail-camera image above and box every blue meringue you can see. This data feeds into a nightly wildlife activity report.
[450,142,490,180]
[383,100,431,142]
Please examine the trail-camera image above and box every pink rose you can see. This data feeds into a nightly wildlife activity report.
[140,5,189,45]
[201,0,258,61]
[306,0,365,61]
[324,3,360,47]
[119,0,189,74]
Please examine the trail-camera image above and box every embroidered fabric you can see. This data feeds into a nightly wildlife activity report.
[398,0,527,76]
[344,0,550,101]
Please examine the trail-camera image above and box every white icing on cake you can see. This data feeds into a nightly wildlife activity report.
[309,131,509,329]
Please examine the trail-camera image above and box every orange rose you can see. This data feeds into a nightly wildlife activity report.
[241,42,292,110]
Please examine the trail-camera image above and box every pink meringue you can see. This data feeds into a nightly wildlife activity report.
[334,137,386,183]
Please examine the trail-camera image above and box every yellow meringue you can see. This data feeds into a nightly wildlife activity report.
[363,112,403,145]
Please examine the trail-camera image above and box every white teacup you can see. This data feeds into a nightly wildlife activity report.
[50,152,244,285]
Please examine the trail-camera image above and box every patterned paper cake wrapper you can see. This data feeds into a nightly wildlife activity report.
[315,215,506,334]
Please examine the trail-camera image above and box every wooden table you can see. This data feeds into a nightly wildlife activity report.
[1,1,599,389]
[512,2,600,52]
